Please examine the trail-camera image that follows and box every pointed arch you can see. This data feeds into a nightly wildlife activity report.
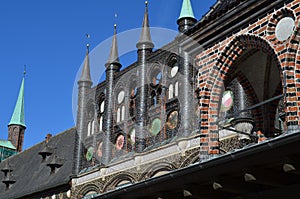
[199,34,283,158]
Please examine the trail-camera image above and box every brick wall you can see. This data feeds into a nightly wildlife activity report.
[196,0,300,159]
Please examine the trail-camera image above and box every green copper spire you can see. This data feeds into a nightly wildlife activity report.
[178,0,196,20]
[9,77,26,127]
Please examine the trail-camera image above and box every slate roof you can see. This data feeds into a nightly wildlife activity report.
[198,0,248,26]
[0,127,76,199]
[209,0,246,19]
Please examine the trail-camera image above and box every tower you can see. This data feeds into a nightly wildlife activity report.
[8,75,26,153]
[177,0,197,33]
[135,1,154,152]
[177,0,197,137]
[75,44,93,174]
[102,23,122,165]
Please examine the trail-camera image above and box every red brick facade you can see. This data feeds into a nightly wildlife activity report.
[196,0,300,158]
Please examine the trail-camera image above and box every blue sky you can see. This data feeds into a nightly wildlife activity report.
[0,0,216,149]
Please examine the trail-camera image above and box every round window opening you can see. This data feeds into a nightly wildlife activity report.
[150,118,162,136]
[167,111,178,129]
[170,62,179,78]
[118,90,125,104]
[221,90,234,112]
[275,17,295,42]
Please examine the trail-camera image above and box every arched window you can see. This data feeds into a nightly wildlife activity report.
[121,106,125,121]
[117,108,121,123]
[98,98,105,132]
[91,120,95,135]
[175,82,178,97]
[169,84,174,99]
[129,81,137,118]
[116,89,125,123]
[87,121,92,136]
[99,117,103,132]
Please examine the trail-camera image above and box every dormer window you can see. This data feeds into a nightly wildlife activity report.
[47,155,63,174]
[38,144,53,162]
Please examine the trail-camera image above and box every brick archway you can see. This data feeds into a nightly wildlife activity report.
[199,34,283,159]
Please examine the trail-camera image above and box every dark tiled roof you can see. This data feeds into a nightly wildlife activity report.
[0,128,76,199]
[201,0,247,24]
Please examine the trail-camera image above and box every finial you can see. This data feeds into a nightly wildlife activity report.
[114,13,118,28]
[85,34,90,52]
[145,1,148,7]
[23,65,26,78]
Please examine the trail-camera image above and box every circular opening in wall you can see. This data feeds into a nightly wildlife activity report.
[150,118,162,136]
[275,17,295,42]
[170,62,179,78]
[117,90,125,104]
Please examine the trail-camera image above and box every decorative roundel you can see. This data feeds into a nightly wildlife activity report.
[115,134,125,150]
[221,90,234,112]
[275,17,295,42]
[170,62,179,78]
[86,146,94,161]
[100,101,105,113]
[118,90,125,104]
[167,111,178,129]
[129,128,135,144]
[150,118,162,136]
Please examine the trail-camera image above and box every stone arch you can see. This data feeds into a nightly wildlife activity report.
[103,172,135,192]
[139,161,176,180]
[199,34,283,158]
[77,183,100,197]
[149,62,163,86]
[180,150,200,168]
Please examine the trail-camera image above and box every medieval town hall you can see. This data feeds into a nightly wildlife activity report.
[1,0,300,198]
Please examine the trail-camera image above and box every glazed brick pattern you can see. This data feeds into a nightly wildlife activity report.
[196,1,300,159]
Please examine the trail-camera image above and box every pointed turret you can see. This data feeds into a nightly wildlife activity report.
[75,44,93,174]
[135,1,153,153]
[102,23,122,165]
[177,0,197,33]
[106,24,121,70]
[8,72,26,152]
[136,1,154,50]
[79,44,92,84]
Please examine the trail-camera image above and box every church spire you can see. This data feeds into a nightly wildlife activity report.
[79,44,92,84]
[177,0,197,33]
[9,75,25,127]
[8,69,27,152]
[136,1,154,50]
[106,24,121,67]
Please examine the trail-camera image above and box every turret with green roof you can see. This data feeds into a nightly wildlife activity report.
[177,0,197,33]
